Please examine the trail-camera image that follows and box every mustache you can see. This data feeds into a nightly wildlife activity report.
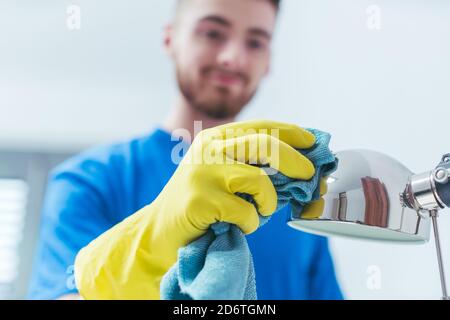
[201,66,249,83]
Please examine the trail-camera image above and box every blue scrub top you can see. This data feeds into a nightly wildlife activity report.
[27,128,344,300]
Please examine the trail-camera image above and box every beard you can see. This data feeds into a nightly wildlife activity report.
[176,66,258,119]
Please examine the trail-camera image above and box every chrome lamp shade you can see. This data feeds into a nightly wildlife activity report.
[287,149,450,299]
[288,149,430,243]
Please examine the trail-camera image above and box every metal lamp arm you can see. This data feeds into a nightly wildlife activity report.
[434,153,450,208]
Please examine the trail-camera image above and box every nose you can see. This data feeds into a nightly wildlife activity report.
[216,40,247,71]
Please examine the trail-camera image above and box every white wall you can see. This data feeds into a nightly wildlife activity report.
[1,0,449,299]
[0,0,176,152]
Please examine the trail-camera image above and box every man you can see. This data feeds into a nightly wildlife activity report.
[28,0,343,300]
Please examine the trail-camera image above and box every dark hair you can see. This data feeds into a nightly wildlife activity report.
[270,0,281,10]
[176,0,281,14]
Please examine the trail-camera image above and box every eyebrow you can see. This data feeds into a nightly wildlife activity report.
[248,28,272,40]
[199,15,231,27]
[198,15,272,40]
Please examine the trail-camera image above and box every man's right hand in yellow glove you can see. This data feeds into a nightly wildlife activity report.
[74,120,317,299]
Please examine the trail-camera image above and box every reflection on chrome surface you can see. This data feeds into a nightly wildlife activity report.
[288,149,430,243]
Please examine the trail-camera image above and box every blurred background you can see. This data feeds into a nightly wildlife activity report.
[0,0,449,299]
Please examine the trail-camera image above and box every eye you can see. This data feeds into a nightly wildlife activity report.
[247,39,265,50]
[204,29,225,41]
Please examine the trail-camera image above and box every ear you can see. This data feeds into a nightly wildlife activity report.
[163,24,175,58]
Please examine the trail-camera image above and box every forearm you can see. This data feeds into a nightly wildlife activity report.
[74,205,169,300]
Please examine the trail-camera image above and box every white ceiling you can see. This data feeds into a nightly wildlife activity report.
[1,0,450,155]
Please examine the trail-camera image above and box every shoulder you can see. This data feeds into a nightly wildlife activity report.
[50,130,161,183]
[44,131,163,209]
[41,131,163,222]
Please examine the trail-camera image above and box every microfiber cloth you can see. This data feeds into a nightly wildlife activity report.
[160,128,338,300]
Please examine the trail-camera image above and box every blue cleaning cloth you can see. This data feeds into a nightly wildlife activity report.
[160,128,338,300]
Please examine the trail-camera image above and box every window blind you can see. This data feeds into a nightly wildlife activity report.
[0,179,29,298]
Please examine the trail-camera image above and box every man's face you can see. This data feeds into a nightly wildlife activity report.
[165,0,277,119]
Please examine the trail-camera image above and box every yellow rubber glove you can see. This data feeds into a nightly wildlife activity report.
[74,120,317,300]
